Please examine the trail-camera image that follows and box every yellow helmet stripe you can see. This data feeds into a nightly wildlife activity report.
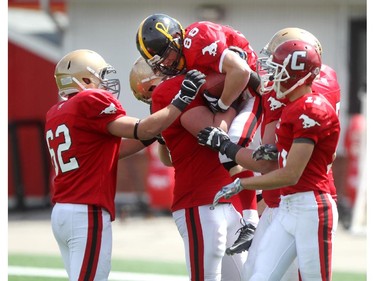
[137,20,153,59]
[178,21,185,45]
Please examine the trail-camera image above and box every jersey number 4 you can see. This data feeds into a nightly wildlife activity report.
[46,124,79,175]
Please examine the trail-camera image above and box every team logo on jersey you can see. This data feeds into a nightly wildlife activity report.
[100,103,117,115]
[268,96,286,111]
[202,40,220,56]
[299,114,321,128]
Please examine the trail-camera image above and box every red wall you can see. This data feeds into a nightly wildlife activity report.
[8,41,58,205]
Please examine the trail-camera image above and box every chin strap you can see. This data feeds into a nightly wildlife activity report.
[276,72,312,99]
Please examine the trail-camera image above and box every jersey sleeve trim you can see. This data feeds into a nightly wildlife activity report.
[219,48,230,73]
[293,137,315,145]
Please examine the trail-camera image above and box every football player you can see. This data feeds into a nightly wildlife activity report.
[46,49,204,281]
[136,13,263,255]
[198,39,340,281]
[242,27,342,281]
[129,56,275,281]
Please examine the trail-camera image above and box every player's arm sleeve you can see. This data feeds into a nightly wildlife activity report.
[81,91,126,134]
[292,106,329,144]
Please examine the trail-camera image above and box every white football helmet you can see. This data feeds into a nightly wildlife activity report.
[54,49,120,99]
[129,56,166,104]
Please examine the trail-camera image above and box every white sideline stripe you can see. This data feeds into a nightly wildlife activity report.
[8,266,189,281]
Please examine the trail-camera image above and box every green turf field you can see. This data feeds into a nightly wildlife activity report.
[8,254,366,281]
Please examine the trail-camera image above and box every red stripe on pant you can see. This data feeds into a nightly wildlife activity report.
[79,205,103,281]
[186,207,204,281]
[315,191,334,281]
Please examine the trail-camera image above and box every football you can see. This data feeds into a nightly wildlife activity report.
[198,72,225,98]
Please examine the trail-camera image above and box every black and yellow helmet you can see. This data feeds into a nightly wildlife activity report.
[136,14,186,76]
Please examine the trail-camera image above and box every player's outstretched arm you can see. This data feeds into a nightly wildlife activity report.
[212,178,243,209]
[197,126,277,173]
[108,70,206,140]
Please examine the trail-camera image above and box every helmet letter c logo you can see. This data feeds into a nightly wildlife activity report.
[291,51,307,70]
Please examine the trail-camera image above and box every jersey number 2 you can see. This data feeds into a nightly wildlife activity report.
[46,124,79,175]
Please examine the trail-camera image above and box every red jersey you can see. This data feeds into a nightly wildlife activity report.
[312,64,341,115]
[151,75,233,211]
[262,64,340,132]
[45,89,125,221]
[261,64,340,206]
[183,21,258,74]
[276,93,340,195]
[311,64,340,199]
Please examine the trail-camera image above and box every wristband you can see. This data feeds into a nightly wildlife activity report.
[222,161,238,171]
[248,72,261,95]
[133,119,140,139]
[156,136,166,145]
[224,142,242,160]
[218,99,230,111]
[140,137,157,147]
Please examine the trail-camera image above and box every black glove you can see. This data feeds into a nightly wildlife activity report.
[140,137,157,147]
[252,144,278,161]
[171,69,206,111]
[203,90,219,111]
[197,126,230,153]
[204,96,230,113]
[202,91,227,113]
[203,91,244,113]
[197,127,241,160]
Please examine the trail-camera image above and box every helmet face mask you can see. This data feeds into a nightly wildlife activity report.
[256,56,288,95]
[146,40,185,76]
[99,66,121,99]
[136,14,185,75]
[54,49,120,99]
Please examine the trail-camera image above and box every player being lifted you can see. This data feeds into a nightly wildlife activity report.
[136,13,263,255]
[129,56,247,281]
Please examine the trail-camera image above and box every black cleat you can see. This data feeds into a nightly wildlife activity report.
[226,221,256,255]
